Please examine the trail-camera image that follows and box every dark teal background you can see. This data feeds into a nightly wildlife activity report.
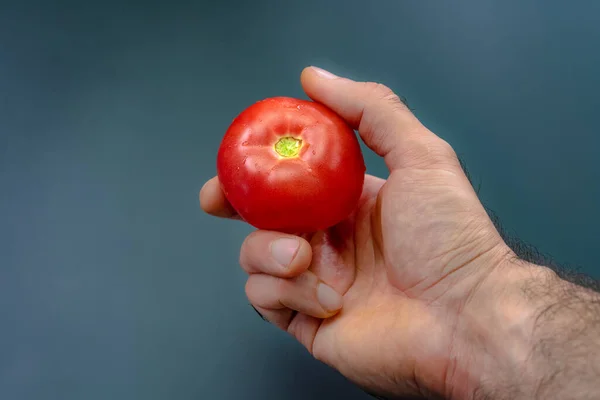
[1,1,599,399]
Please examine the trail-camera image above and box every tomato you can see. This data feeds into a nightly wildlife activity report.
[217,97,365,233]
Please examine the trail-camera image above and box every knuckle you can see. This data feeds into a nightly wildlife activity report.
[364,82,404,108]
[365,82,393,97]
[244,277,256,301]
[436,138,458,161]
[400,137,459,168]
[242,229,263,249]
[312,343,328,364]
[238,250,246,270]
[239,238,250,267]
[239,232,259,270]
[274,277,289,300]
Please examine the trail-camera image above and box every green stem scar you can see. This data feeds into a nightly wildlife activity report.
[274,136,303,158]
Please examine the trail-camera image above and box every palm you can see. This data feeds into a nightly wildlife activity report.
[294,168,503,396]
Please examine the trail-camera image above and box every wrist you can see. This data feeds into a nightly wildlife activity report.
[445,257,542,399]
[449,255,600,400]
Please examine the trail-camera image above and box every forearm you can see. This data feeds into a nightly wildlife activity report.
[451,260,600,400]
[513,262,600,400]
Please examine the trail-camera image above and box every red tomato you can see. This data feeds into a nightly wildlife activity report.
[217,97,365,233]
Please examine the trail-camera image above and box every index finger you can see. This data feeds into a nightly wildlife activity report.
[300,66,454,171]
[199,176,241,220]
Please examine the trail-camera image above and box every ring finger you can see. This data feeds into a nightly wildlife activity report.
[245,271,344,330]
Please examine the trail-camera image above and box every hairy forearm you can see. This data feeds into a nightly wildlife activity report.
[517,263,600,400]
[456,261,600,400]
[459,161,600,397]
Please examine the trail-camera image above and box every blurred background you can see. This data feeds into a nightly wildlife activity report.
[1,1,599,399]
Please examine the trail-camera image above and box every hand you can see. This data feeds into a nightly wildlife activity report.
[199,67,558,399]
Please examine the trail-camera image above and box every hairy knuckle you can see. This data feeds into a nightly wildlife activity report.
[364,82,402,105]
[366,82,393,96]
[381,90,403,108]
[362,81,382,93]
[374,83,393,97]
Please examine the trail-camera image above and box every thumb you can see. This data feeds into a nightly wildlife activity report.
[300,66,454,171]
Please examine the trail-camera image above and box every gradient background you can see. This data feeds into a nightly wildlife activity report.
[1,1,599,399]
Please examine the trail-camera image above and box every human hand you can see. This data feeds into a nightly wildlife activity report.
[199,67,596,399]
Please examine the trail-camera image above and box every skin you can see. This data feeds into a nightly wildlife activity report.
[200,67,600,399]
[217,97,365,233]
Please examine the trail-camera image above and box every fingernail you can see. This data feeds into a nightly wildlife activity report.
[311,66,338,79]
[270,238,299,267]
[317,283,343,312]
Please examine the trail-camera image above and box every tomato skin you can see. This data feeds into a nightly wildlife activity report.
[217,97,365,233]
